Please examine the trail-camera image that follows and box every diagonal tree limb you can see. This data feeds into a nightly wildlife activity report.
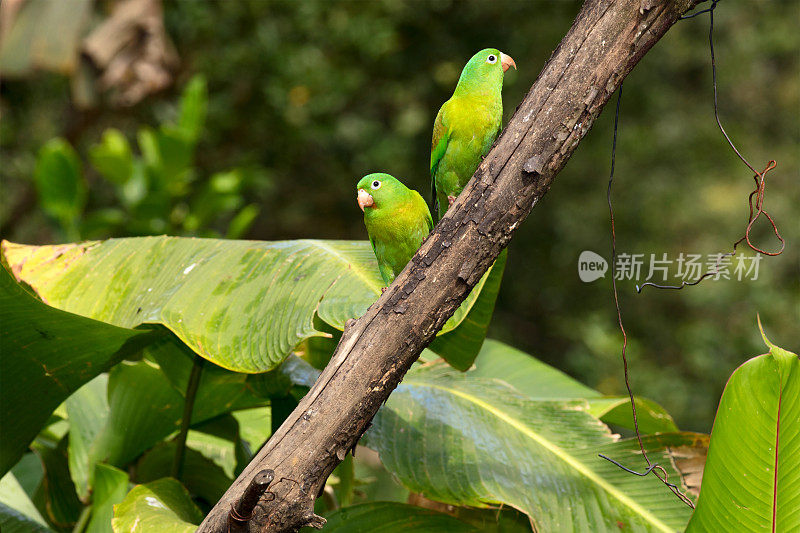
[197,0,700,531]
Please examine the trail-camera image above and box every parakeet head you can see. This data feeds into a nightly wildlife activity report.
[455,48,516,94]
[356,173,410,213]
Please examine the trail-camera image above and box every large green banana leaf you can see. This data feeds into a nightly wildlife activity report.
[686,325,799,532]
[2,237,493,373]
[471,339,678,433]
[0,266,155,477]
[367,363,700,532]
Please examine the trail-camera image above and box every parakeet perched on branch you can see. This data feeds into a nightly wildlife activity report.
[357,173,433,287]
[431,48,516,220]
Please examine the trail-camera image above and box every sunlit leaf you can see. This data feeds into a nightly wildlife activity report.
[2,237,486,373]
[367,364,697,532]
[686,328,799,532]
[0,472,50,532]
[112,478,202,533]
[586,397,678,434]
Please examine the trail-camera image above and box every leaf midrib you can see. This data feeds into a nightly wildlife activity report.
[772,378,781,533]
[414,381,674,533]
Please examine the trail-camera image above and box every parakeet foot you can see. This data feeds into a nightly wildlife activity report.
[381,287,387,294]
[447,195,457,207]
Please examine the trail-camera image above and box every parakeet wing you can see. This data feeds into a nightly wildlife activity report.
[430,104,450,215]
[368,234,393,286]
[412,190,435,234]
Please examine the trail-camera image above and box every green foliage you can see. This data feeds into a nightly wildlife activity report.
[31,434,82,528]
[84,465,128,533]
[0,472,52,533]
[2,2,796,432]
[136,441,232,505]
[88,129,133,186]
[112,479,202,533]
[2,236,494,372]
[316,502,482,532]
[367,351,697,532]
[26,76,263,241]
[471,339,678,434]
[429,249,508,370]
[0,252,792,532]
[0,266,155,477]
[33,139,86,240]
[686,327,799,532]
[65,375,109,501]
[0,2,796,530]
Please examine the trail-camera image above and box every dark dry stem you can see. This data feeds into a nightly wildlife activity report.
[228,470,276,532]
[172,353,204,480]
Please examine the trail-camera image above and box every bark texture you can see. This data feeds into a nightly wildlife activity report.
[197,0,699,531]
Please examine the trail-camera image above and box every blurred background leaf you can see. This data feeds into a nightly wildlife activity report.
[33,139,86,240]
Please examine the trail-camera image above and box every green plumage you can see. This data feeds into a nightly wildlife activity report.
[357,173,433,286]
[431,48,509,220]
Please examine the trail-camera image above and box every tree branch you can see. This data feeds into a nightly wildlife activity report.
[197,0,699,531]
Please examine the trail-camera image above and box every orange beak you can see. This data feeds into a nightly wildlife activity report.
[357,189,374,211]
[500,52,517,72]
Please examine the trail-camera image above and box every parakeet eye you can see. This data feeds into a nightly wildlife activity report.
[371,180,381,190]
[487,54,497,64]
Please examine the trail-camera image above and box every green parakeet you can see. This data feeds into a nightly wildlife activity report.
[357,173,433,287]
[431,48,516,220]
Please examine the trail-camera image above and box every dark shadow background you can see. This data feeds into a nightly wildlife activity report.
[2,0,798,433]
